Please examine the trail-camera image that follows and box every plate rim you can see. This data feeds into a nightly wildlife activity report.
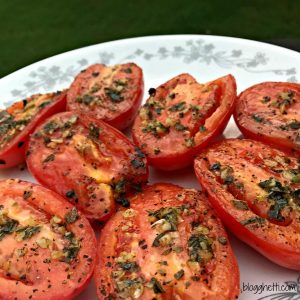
[1,34,299,82]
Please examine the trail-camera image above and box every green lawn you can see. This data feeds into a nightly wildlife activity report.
[0,0,299,78]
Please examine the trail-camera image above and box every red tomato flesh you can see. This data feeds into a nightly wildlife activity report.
[194,138,300,270]
[95,183,240,300]
[132,73,236,170]
[67,63,144,130]
[26,112,148,222]
[234,81,300,155]
[0,91,66,169]
[0,179,96,300]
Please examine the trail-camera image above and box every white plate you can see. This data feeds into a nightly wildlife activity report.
[0,35,299,300]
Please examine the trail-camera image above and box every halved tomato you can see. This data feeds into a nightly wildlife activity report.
[234,81,300,155]
[67,63,144,131]
[0,179,96,300]
[194,139,300,270]
[95,183,239,300]
[26,112,148,222]
[132,73,236,170]
[0,91,66,169]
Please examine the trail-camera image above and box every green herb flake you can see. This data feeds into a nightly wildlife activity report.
[0,216,19,241]
[240,217,265,226]
[232,200,249,210]
[174,269,185,280]
[185,137,195,148]
[65,208,79,224]
[199,125,207,132]
[43,153,55,163]
[88,124,100,139]
[150,277,165,294]
[154,148,161,155]
[209,162,221,171]
[105,88,124,103]
[23,190,33,200]
[251,114,264,123]
[16,225,41,240]
[174,122,188,131]
[169,101,186,112]
[218,236,227,245]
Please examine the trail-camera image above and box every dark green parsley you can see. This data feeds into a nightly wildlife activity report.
[218,236,227,245]
[16,225,41,240]
[0,215,19,241]
[23,190,33,200]
[65,208,79,224]
[104,88,124,103]
[232,200,249,211]
[251,114,264,123]
[43,153,55,163]
[169,101,186,112]
[88,124,100,139]
[174,269,185,280]
[199,125,207,132]
[240,217,265,226]
[150,277,165,294]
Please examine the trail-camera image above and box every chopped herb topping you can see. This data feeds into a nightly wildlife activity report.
[174,269,185,280]
[169,101,186,112]
[209,162,221,171]
[218,236,227,245]
[154,148,161,155]
[258,177,297,222]
[66,190,76,199]
[150,277,165,294]
[65,208,79,224]
[16,225,41,240]
[131,158,145,169]
[262,96,271,103]
[174,122,188,131]
[199,125,207,132]
[240,217,265,226]
[251,114,264,123]
[232,200,249,210]
[188,233,213,265]
[43,153,55,163]
[105,88,124,103]
[23,190,33,200]
[88,124,100,139]
[0,213,19,240]
[185,137,195,148]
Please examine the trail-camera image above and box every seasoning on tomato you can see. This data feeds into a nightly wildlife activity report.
[26,112,148,222]
[95,183,240,300]
[194,138,300,270]
[0,91,67,169]
[66,63,144,131]
[132,73,237,170]
[0,179,96,300]
[234,81,300,154]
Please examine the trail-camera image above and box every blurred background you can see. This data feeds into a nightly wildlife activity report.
[0,0,299,78]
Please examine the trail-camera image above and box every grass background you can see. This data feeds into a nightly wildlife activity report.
[0,0,299,78]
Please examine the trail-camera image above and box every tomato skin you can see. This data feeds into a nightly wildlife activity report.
[0,179,96,300]
[67,63,144,131]
[194,139,300,270]
[132,74,236,171]
[234,81,300,155]
[95,183,240,300]
[0,91,67,169]
[26,112,148,222]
